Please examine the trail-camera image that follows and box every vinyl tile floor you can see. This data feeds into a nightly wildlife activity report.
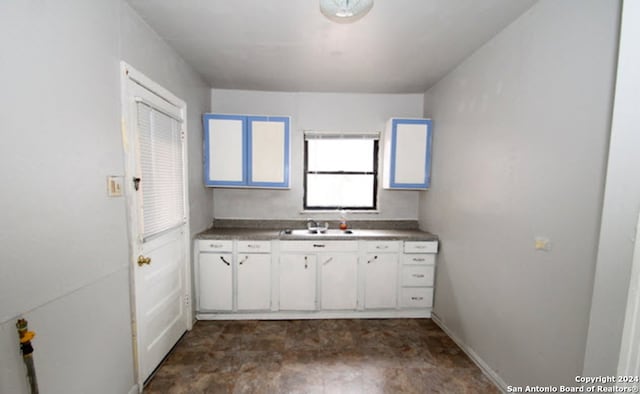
[144,319,499,394]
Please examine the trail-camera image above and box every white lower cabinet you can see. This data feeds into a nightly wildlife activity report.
[401,241,438,309]
[399,287,433,308]
[320,253,358,310]
[199,252,233,311]
[237,253,271,310]
[364,253,398,309]
[279,254,317,310]
[197,238,438,318]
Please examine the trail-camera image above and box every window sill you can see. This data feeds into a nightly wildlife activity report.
[300,210,380,214]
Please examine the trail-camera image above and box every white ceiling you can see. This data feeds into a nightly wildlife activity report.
[127,0,537,93]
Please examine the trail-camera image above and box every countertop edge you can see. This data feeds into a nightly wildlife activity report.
[196,228,438,242]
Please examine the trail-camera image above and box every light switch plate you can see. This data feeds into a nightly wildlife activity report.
[107,176,124,197]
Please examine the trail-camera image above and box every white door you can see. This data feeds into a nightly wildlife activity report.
[205,115,245,184]
[320,253,358,310]
[279,254,317,310]
[394,123,427,184]
[199,252,233,311]
[248,118,287,185]
[121,63,191,388]
[364,254,398,309]
[237,253,272,310]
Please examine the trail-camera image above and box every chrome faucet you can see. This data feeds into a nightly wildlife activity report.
[307,218,319,229]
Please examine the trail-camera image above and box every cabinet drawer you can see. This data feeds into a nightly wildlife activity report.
[400,288,433,308]
[280,241,358,252]
[366,241,400,253]
[404,241,438,253]
[402,254,435,265]
[401,266,434,286]
[198,240,233,252]
[237,240,271,253]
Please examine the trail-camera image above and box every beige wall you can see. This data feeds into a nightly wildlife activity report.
[419,0,619,387]
[0,1,212,393]
[210,89,425,220]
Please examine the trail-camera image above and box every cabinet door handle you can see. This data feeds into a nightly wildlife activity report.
[367,255,378,264]
[322,257,333,266]
[239,256,248,265]
[219,256,231,266]
[304,255,308,269]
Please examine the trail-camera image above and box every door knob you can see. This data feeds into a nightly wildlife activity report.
[137,255,151,266]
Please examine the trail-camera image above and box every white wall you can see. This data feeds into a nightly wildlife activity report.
[419,0,619,387]
[583,0,640,377]
[210,89,424,220]
[0,1,212,393]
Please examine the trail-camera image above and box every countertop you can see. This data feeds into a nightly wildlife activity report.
[197,220,438,241]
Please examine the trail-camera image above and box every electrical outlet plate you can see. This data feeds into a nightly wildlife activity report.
[107,176,124,197]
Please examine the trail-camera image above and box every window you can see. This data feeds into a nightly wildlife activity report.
[137,101,186,240]
[304,132,379,210]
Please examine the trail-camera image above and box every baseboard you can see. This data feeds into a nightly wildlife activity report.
[128,384,140,394]
[197,309,431,320]
[431,312,508,393]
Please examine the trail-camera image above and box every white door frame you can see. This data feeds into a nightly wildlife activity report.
[119,61,193,391]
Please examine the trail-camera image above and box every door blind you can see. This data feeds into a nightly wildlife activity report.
[137,102,185,240]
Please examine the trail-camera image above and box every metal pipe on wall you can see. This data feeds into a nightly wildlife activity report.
[16,318,39,394]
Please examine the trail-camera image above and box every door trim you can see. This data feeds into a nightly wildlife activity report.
[119,61,192,391]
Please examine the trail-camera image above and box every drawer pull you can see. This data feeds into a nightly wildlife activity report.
[375,245,389,249]
[219,256,231,266]
[210,244,223,248]
[415,245,426,249]
[247,244,260,249]
[410,296,424,301]
[313,244,326,248]
[412,258,425,262]
[412,274,425,278]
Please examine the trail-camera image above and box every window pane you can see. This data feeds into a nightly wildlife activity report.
[138,103,185,239]
[307,139,374,172]
[306,174,374,207]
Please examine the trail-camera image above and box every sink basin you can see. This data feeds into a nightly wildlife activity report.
[283,229,355,237]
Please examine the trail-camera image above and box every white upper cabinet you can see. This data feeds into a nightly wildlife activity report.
[383,118,433,189]
[203,114,290,188]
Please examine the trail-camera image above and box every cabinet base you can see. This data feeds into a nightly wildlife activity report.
[196,309,431,320]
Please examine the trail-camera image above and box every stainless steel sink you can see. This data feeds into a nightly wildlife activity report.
[282,229,355,237]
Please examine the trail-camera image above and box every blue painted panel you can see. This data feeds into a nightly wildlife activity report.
[203,113,248,187]
[389,118,432,189]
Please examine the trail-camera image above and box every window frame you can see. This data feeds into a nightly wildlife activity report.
[303,137,379,211]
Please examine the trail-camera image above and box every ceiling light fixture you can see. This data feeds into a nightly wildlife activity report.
[320,0,374,24]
